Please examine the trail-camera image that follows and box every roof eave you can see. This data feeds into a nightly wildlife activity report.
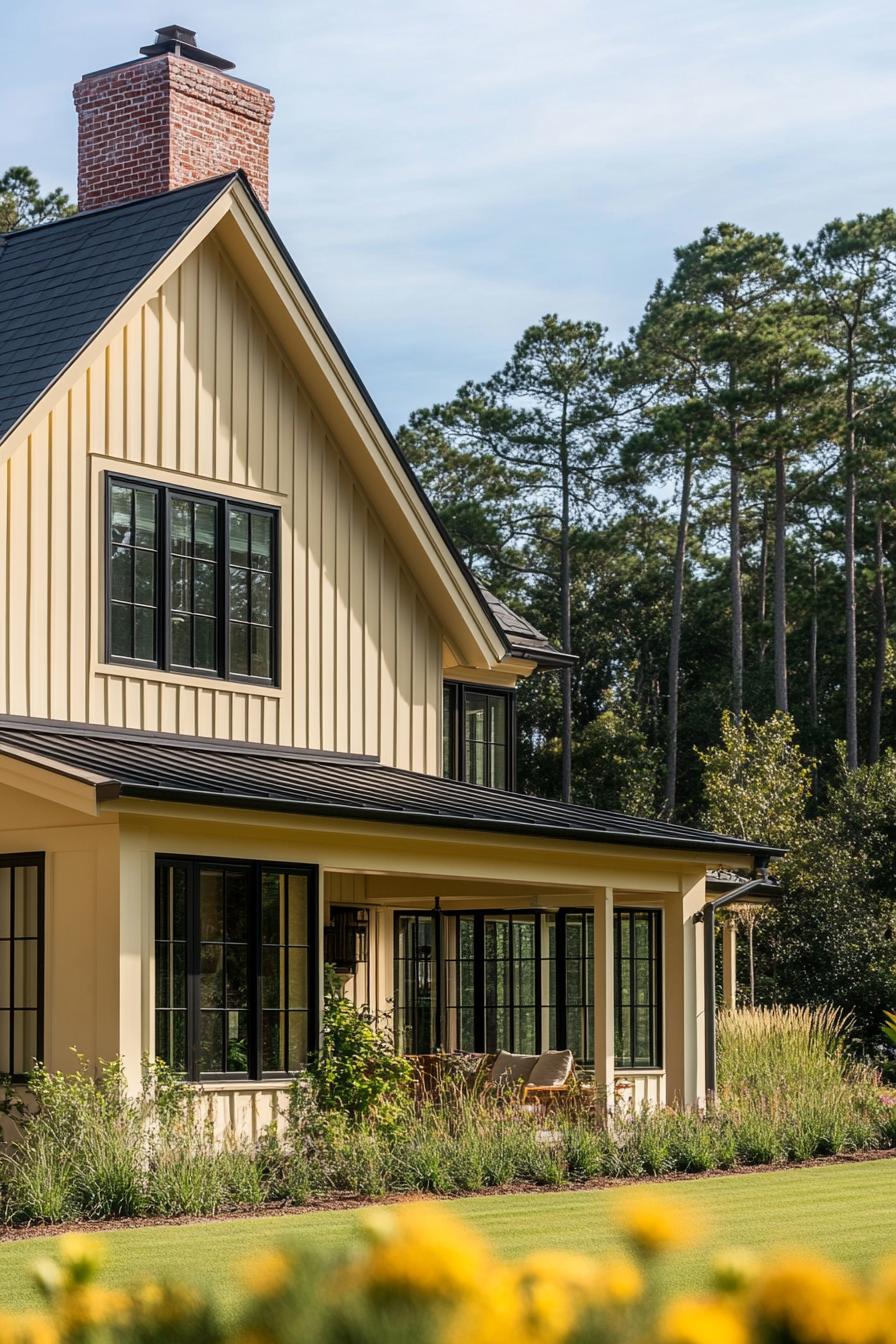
[112,780,775,860]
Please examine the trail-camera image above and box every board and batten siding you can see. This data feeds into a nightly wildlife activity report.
[0,237,442,771]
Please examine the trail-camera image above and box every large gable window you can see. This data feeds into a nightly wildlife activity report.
[442,682,514,791]
[106,476,278,684]
[155,856,316,1081]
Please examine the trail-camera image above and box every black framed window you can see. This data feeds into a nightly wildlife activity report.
[442,682,515,791]
[0,856,44,1080]
[614,908,662,1069]
[106,475,278,685]
[155,856,316,1081]
[393,913,437,1054]
[396,905,661,1070]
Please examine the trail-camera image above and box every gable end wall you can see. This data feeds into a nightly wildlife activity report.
[0,237,442,771]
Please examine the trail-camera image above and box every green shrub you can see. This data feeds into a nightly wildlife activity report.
[306,975,412,1124]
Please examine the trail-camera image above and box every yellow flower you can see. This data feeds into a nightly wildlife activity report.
[749,1254,877,1344]
[55,1233,105,1284]
[15,1317,58,1344]
[241,1249,291,1299]
[593,1255,643,1306]
[659,1295,748,1344]
[356,1203,491,1300]
[513,1252,600,1341]
[711,1249,760,1294]
[616,1192,689,1256]
[58,1285,129,1332]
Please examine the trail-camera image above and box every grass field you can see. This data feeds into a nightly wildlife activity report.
[0,1159,894,1318]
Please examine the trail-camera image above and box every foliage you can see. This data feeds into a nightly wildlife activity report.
[1,1009,893,1226]
[769,751,896,1042]
[12,1191,896,1343]
[698,710,813,846]
[306,974,412,1124]
[0,165,75,231]
[883,1011,896,1049]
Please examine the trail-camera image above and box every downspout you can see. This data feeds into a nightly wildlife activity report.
[699,875,771,1095]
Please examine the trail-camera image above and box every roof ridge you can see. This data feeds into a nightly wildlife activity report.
[0,172,240,241]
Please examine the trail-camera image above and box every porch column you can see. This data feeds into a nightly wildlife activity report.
[721,917,737,1011]
[663,871,706,1108]
[592,887,615,1107]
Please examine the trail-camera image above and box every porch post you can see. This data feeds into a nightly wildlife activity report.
[663,872,706,1107]
[592,887,615,1108]
[721,917,737,1011]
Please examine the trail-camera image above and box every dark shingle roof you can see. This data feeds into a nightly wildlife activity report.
[0,175,235,442]
[0,719,776,860]
[480,589,575,667]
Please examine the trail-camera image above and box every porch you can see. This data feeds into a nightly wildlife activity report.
[326,869,703,1110]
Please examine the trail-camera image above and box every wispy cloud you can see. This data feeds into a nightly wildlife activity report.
[3,0,895,423]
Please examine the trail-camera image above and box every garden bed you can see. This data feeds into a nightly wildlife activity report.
[1,1148,894,1242]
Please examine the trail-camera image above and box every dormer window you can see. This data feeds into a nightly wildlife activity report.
[106,475,278,684]
[442,682,515,791]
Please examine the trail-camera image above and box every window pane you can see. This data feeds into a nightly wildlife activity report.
[134,489,157,547]
[287,1013,308,1071]
[134,549,155,604]
[251,571,271,624]
[200,871,224,940]
[229,509,250,567]
[287,876,308,944]
[194,616,217,671]
[171,499,192,554]
[134,608,155,662]
[200,1012,224,1073]
[15,869,38,938]
[250,514,272,569]
[170,613,191,667]
[193,562,216,615]
[229,569,249,622]
[110,486,133,541]
[251,626,271,679]
[110,548,133,602]
[194,503,217,560]
[229,622,249,676]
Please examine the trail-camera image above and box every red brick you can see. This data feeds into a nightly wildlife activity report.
[73,54,274,211]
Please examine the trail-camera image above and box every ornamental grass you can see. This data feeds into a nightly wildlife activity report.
[7,1194,896,1344]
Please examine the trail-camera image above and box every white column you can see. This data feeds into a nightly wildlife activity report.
[663,872,706,1108]
[593,887,615,1108]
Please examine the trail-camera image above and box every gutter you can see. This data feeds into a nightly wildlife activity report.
[699,876,781,1094]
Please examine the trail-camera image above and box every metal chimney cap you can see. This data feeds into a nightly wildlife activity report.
[139,24,236,71]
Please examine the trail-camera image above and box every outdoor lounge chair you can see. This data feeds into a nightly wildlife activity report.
[488,1048,575,1105]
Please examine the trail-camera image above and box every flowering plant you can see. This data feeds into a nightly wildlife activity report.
[8,1193,896,1344]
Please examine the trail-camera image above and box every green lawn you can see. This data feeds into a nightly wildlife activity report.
[0,1160,894,1318]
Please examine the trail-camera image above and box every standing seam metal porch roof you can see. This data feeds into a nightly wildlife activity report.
[0,719,777,861]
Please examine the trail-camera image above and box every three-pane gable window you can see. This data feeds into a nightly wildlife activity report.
[106,477,277,684]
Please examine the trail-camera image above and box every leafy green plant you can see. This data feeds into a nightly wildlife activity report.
[306,973,412,1124]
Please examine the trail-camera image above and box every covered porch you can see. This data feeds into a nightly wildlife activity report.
[326,862,708,1110]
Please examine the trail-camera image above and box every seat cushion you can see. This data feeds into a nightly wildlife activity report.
[527,1049,574,1087]
[489,1051,538,1087]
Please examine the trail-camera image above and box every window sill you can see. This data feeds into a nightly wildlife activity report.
[187,1079,299,1093]
[93,662,285,697]
[614,1068,664,1076]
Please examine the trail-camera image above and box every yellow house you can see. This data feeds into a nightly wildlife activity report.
[0,27,772,1134]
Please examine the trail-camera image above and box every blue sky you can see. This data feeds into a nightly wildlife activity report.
[3,2,896,429]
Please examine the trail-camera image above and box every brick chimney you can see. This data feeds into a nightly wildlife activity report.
[73,25,275,212]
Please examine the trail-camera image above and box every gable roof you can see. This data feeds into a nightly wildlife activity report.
[0,175,234,443]
[0,718,777,861]
[0,173,565,670]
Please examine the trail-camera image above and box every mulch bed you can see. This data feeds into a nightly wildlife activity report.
[1,1148,894,1243]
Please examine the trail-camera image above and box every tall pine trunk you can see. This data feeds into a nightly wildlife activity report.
[870,514,887,764]
[560,399,572,803]
[757,491,770,664]
[730,458,744,720]
[844,361,858,768]
[773,422,788,712]
[665,447,693,817]
[809,555,819,730]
